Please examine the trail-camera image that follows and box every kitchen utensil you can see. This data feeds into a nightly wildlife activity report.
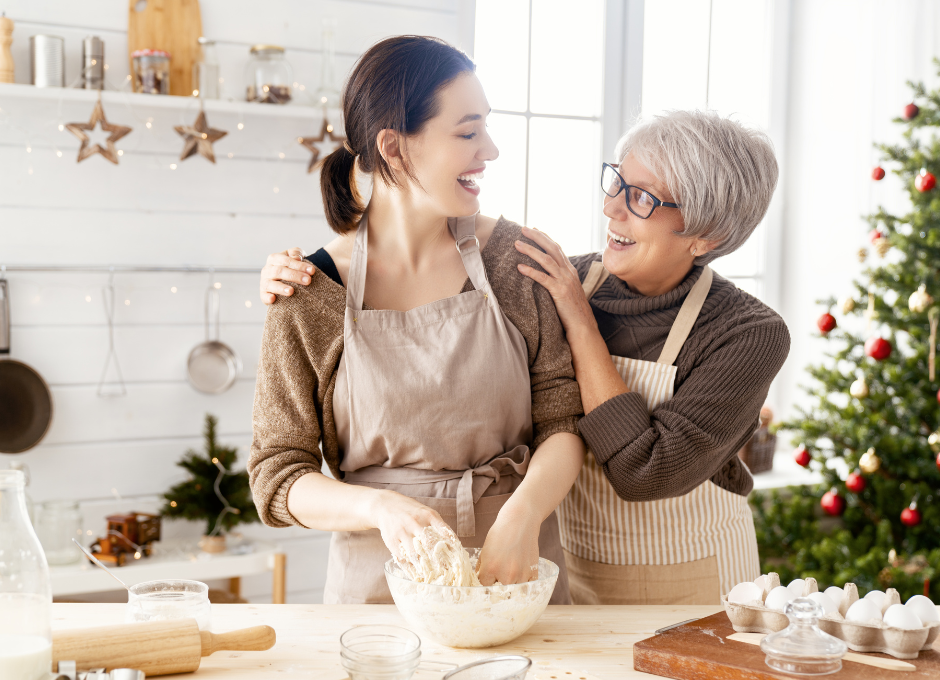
[0,279,54,453]
[125,579,211,630]
[385,548,558,648]
[97,279,126,397]
[187,286,241,394]
[443,656,531,680]
[761,598,847,675]
[0,14,13,83]
[30,34,65,87]
[52,618,275,676]
[127,0,203,97]
[71,539,130,591]
[633,610,940,679]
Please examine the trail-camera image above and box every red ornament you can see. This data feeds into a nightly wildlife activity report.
[868,229,885,243]
[936,452,940,472]
[864,337,892,361]
[794,444,811,468]
[821,489,846,516]
[817,312,837,334]
[872,166,886,180]
[846,470,866,494]
[903,102,920,120]
[901,503,922,527]
[915,169,936,192]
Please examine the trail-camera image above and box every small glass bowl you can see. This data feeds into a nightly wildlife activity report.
[340,625,421,680]
[125,579,211,631]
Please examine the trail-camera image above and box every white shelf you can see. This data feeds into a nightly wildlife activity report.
[50,538,282,597]
[0,82,327,120]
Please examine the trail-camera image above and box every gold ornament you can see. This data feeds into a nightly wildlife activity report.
[299,110,347,173]
[65,98,132,164]
[849,377,869,399]
[929,431,940,454]
[874,238,891,258]
[859,447,881,474]
[909,284,933,313]
[175,110,227,163]
[858,247,869,262]
[839,296,856,314]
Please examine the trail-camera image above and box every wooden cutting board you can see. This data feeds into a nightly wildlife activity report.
[127,0,203,97]
[633,611,940,679]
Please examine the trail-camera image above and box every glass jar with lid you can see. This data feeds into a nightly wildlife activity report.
[132,49,171,94]
[0,469,52,680]
[36,500,83,566]
[245,45,292,104]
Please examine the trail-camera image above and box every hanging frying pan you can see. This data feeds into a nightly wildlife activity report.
[187,286,241,394]
[0,279,54,453]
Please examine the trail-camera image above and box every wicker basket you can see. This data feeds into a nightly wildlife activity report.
[738,427,776,474]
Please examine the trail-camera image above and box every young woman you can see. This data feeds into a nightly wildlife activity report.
[248,36,585,605]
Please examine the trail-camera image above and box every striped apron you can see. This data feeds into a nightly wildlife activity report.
[557,262,760,605]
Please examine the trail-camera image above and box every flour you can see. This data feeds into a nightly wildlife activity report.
[395,525,481,587]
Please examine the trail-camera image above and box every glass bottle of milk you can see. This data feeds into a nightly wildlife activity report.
[0,469,52,680]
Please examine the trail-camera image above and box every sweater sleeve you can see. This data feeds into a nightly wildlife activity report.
[248,291,325,528]
[578,316,790,501]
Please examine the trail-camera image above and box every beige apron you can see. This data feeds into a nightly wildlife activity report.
[324,212,570,605]
[557,262,760,605]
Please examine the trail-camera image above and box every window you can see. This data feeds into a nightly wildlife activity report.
[473,0,607,257]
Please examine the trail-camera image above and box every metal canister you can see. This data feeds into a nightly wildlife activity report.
[81,36,105,90]
[29,34,65,87]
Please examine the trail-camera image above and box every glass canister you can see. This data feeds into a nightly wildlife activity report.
[132,49,171,94]
[0,470,52,680]
[245,45,292,104]
[36,500,83,565]
[193,37,220,99]
[126,580,211,630]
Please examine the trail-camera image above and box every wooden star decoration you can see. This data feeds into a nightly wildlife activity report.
[65,99,132,164]
[175,110,227,163]
[299,115,346,173]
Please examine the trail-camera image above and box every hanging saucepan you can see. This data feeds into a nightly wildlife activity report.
[0,279,54,453]
[187,286,241,394]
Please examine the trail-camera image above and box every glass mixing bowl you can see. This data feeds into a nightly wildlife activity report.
[384,548,558,648]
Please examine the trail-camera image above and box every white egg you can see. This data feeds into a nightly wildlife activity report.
[845,598,883,624]
[727,581,763,604]
[754,574,770,592]
[787,579,805,599]
[765,585,792,611]
[863,590,886,610]
[883,603,922,630]
[824,586,844,605]
[905,595,940,624]
[808,592,839,615]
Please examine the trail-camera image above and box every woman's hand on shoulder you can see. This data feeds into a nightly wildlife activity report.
[260,247,314,305]
[514,226,598,340]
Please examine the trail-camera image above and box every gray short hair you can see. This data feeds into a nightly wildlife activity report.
[616,110,778,265]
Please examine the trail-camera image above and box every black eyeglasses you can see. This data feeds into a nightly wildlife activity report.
[601,163,680,219]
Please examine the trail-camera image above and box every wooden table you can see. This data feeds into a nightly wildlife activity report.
[52,602,723,678]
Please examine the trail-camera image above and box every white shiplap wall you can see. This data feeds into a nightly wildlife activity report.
[0,0,463,603]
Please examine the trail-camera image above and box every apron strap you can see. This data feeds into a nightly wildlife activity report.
[449,214,492,295]
[656,266,713,366]
[581,261,610,300]
[346,213,370,312]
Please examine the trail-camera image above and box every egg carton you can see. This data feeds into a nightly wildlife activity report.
[722,573,940,660]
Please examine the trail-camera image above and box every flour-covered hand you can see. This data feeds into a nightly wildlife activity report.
[476,509,540,586]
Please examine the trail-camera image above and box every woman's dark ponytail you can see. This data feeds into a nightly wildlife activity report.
[320,144,363,233]
[320,36,474,234]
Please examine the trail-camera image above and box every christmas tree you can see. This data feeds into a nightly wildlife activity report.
[752,66,940,601]
[162,414,259,536]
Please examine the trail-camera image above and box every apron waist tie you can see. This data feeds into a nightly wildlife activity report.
[344,445,531,537]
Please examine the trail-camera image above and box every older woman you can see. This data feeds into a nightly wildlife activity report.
[258,110,789,606]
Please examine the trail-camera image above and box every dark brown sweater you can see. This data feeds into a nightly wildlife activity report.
[248,218,583,528]
[571,253,790,499]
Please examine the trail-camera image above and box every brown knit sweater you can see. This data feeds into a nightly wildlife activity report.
[249,218,583,528]
[571,253,791,500]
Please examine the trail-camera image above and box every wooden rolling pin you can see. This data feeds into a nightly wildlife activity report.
[53,618,276,676]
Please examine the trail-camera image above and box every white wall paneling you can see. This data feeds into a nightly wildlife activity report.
[0,0,460,604]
